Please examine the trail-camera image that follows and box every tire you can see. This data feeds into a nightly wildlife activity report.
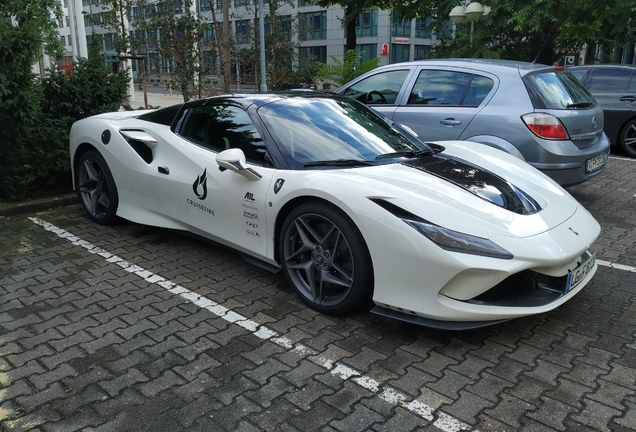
[75,150,119,224]
[279,201,374,314]
[619,118,636,158]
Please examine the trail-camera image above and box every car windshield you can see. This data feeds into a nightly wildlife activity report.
[524,71,596,109]
[257,97,430,168]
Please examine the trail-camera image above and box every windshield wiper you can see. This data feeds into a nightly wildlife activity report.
[375,148,438,160]
[566,101,593,108]
[304,159,377,167]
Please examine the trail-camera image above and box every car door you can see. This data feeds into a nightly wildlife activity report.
[151,102,277,258]
[340,68,413,119]
[390,68,495,141]
[585,68,636,139]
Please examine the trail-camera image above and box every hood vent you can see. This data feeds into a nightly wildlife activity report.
[402,155,541,215]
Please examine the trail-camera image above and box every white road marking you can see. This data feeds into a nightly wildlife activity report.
[608,155,636,162]
[27,218,636,429]
[28,217,475,431]
[597,260,636,273]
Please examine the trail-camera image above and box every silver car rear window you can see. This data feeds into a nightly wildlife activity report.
[524,71,595,109]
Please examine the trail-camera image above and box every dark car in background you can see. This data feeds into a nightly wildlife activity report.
[335,59,610,187]
[570,64,636,157]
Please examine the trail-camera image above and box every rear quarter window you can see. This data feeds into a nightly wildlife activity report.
[524,71,595,109]
[137,104,182,126]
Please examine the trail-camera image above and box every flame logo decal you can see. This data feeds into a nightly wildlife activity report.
[193,168,208,200]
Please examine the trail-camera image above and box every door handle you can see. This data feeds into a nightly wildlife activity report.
[620,96,636,102]
[158,166,170,175]
[440,118,461,126]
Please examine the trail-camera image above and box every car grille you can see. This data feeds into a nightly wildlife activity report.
[468,270,567,307]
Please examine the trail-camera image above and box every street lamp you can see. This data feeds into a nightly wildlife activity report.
[449,2,490,45]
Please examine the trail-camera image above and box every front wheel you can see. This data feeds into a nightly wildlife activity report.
[75,150,119,224]
[279,202,374,315]
[619,119,636,158]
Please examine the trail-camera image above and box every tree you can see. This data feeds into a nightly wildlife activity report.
[387,0,636,65]
[0,0,63,198]
[316,0,374,51]
[316,49,379,85]
[134,0,206,101]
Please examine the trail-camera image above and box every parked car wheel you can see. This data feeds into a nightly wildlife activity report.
[619,118,636,157]
[279,202,373,314]
[76,150,119,224]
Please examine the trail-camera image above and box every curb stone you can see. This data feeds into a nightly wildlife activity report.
[0,193,80,217]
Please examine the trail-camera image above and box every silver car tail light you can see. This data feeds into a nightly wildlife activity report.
[521,113,569,140]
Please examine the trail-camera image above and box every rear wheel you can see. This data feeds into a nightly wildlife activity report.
[76,150,119,224]
[619,118,636,157]
[279,202,373,314]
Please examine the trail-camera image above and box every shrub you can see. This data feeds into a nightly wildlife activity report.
[0,34,129,200]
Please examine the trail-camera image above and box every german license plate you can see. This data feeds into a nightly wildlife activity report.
[566,253,596,293]
[585,154,605,173]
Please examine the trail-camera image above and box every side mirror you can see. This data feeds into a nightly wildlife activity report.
[216,148,262,181]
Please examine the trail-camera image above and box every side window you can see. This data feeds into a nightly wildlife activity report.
[407,70,472,106]
[587,69,632,92]
[343,70,409,105]
[463,75,495,106]
[179,105,267,164]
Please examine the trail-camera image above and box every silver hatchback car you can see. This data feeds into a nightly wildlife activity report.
[335,59,610,187]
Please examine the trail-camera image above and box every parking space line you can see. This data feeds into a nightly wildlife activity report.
[608,155,636,162]
[598,260,636,273]
[29,217,475,432]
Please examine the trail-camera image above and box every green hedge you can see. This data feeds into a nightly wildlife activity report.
[0,37,129,200]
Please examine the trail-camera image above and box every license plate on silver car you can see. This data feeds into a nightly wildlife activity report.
[585,154,605,173]
[566,253,596,293]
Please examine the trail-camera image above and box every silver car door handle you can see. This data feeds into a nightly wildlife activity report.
[440,118,461,126]
[620,96,636,102]
[158,166,170,175]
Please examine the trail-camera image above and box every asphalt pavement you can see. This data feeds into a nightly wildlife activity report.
[1,130,636,430]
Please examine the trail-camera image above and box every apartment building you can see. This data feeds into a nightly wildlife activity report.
[43,0,447,85]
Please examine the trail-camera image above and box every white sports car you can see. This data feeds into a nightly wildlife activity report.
[70,93,600,329]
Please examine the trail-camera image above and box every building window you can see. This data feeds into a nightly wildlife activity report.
[300,46,326,63]
[437,20,452,39]
[200,0,212,10]
[415,17,432,39]
[60,35,66,45]
[392,14,411,37]
[103,34,115,51]
[203,24,215,41]
[235,20,251,43]
[215,0,223,9]
[203,52,217,75]
[414,45,431,59]
[84,15,90,26]
[301,11,326,40]
[356,44,377,63]
[391,43,409,63]
[356,9,378,37]
[298,0,317,6]
[235,0,249,6]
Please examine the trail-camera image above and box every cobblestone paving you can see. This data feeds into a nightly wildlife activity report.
[1,156,635,432]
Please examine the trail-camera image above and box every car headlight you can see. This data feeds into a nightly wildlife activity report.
[403,219,514,260]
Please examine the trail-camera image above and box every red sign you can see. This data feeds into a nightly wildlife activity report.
[380,43,389,56]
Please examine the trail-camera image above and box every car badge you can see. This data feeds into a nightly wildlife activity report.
[569,227,579,235]
[591,117,597,129]
[193,168,208,200]
[274,178,285,194]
